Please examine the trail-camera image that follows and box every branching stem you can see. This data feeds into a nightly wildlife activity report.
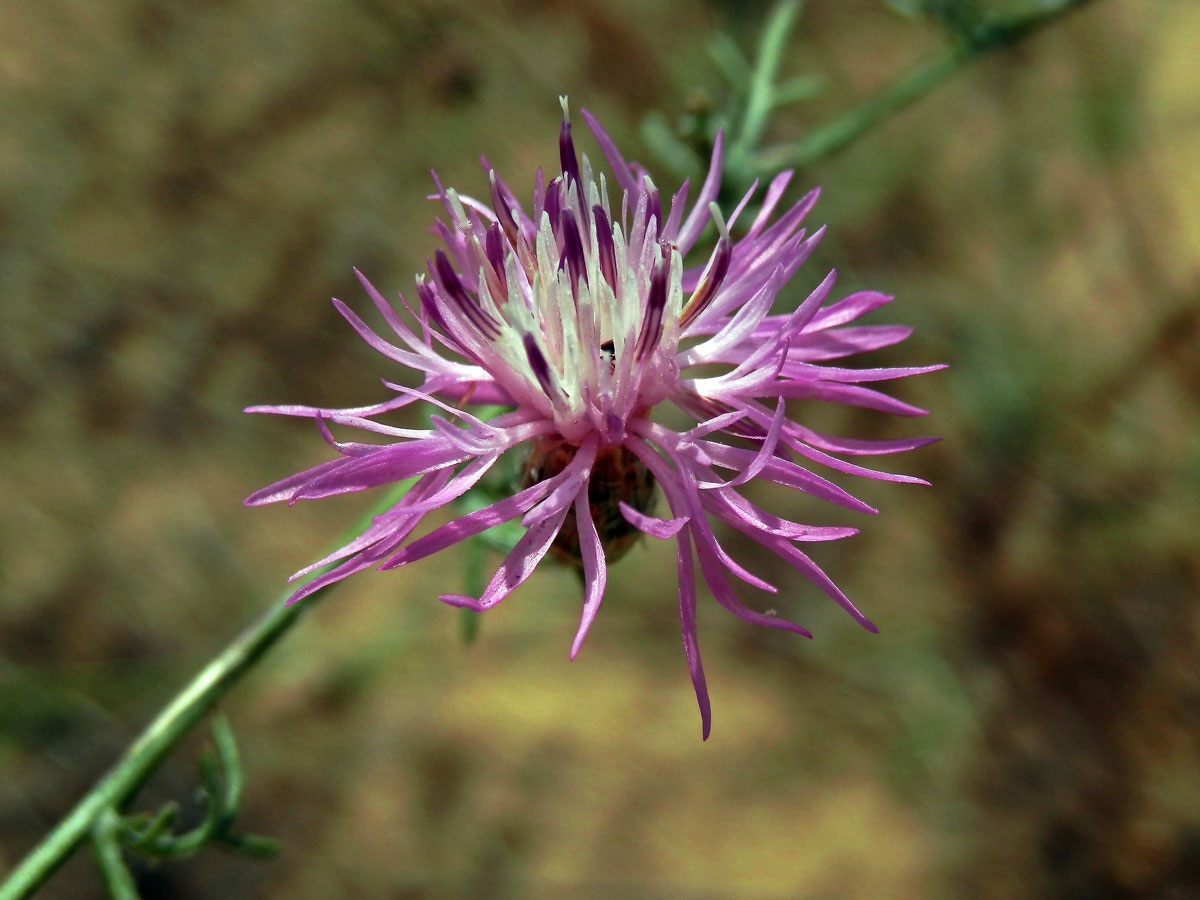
[758,0,1099,171]
[0,485,411,900]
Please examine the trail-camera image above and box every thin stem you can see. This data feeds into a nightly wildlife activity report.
[734,0,803,164]
[757,0,1099,171]
[90,809,141,900]
[0,483,411,900]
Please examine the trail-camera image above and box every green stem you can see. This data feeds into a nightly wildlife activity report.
[734,0,803,164]
[758,0,1099,171]
[90,809,141,900]
[0,483,412,900]
[2,599,306,900]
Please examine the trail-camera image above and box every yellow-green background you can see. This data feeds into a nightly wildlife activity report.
[2,1,1198,897]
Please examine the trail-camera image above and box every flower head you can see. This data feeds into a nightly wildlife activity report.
[247,99,941,738]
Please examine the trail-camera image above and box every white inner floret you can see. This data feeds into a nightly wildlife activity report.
[439,160,685,445]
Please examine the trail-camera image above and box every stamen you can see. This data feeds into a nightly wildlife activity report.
[592,204,618,291]
[523,333,557,399]
[679,203,732,329]
[558,96,582,188]
[432,250,502,339]
[483,222,509,298]
[488,170,520,246]
[559,208,586,298]
[634,248,670,362]
[544,177,562,232]
[415,277,451,336]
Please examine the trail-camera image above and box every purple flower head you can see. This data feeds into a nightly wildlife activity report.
[246,98,942,739]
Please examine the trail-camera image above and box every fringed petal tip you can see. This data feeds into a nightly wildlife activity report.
[772,618,814,639]
[688,650,713,742]
[242,477,310,507]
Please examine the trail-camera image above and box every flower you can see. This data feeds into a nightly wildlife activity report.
[246,99,942,738]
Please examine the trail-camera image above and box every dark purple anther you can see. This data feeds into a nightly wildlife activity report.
[432,250,471,308]
[679,232,732,328]
[489,172,520,246]
[559,208,586,296]
[645,183,662,238]
[592,204,618,291]
[559,117,582,187]
[484,223,509,295]
[416,278,449,334]
[634,249,670,361]
[432,250,501,339]
[523,333,556,399]
[415,277,470,356]
[543,177,562,232]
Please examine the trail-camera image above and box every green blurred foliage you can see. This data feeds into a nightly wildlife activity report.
[2,1,1199,898]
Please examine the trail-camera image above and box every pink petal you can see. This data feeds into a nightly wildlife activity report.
[810,290,893,329]
[674,530,711,740]
[618,501,689,539]
[569,488,608,659]
[772,380,929,417]
[675,130,724,254]
[440,503,571,611]
[786,324,914,360]
[579,108,637,195]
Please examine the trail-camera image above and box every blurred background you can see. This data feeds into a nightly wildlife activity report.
[2,1,1198,897]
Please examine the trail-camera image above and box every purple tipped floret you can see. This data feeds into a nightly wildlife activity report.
[680,232,732,328]
[634,251,670,362]
[559,117,582,188]
[593,204,618,291]
[559,208,587,296]
[523,333,557,399]
[432,250,501,339]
